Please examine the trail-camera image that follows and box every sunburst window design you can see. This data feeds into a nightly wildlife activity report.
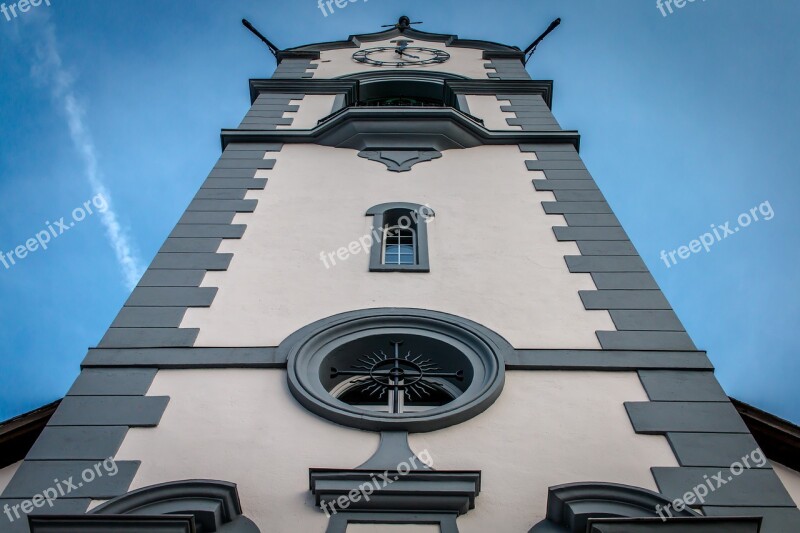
[285,309,506,432]
[330,341,465,414]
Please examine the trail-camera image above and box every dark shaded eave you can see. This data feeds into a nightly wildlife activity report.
[277,26,524,62]
[731,397,800,471]
[221,106,579,152]
[0,400,60,468]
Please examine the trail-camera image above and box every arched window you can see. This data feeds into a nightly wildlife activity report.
[366,203,434,272]
[383,223,416,266]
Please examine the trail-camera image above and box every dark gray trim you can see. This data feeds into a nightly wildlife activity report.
[169,224,247,238]
[67,369,157,396]
[98,328,199,349]
[366,202,434,272]
[484,58,531,80]
[591,273,659,290]
[507,350,713,370]
[222,107,580,151]
[538,482,698,533]
[580,290,671,310]
[527,160,586,171]
[110,308,187,328]
[193,189,248,200]
[282,308,509,432]
[0,499,90,533]
[563,214,621,226]
[554,227,628,241]
[177,212,236,224]
[249,79,357,105]
[652,467,796,507]
[82,347,281,368]
[91,479,241,516]
[25,427,128,461]
[280,25,522,55]
[596,331,697,351]
[29,515,195,532]
[149,252,233,270]
[625,402,749,434]
[520,143,576,152]
[332,93,346,113]
[444,80,552,108]
[357,432,432,471]
[186,199,257,212]
[358,150,442,172]
[609,310,685,331]
[576,241,637,255]
[200,178,267,190]
[553,190,606,202]
[48,396,168,427]
[565,256,648,273]
[123,287,217,308]
[29,480,260,533]
[703,506,800,533]
[272,58,315,79]
[543,202,612,214]
[80,347,715,370]
[584,517,761,533]
[136,270,206,287]
[2,461,140,499]
[666,433,765,467]
[238,94,298,130]
[456,94,470,114]
[310,468,480,514]
[325,512,458,533]
[159,237,223,253]
[638,371,728,401]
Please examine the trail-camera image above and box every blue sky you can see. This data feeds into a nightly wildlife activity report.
[0,0,798,424]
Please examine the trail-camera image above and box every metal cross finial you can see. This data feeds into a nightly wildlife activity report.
[381,16,423,31]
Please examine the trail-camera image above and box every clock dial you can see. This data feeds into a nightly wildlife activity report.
[353,46,451,67]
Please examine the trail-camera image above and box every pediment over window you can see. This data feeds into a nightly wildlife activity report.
[529,482,761,533]
[29,480,260,533]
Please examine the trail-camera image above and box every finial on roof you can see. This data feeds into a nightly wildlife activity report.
[381,15,423,32]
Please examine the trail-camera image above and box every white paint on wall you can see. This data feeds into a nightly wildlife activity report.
[464,96,521,131]
[114,370,676,533]
[277,95,338,130]
[115,370,379,533]
[409,371,680,532]
[773,462,800,508]
[0,460,21,495]
[311,39,494,79]
[183,144,615,349]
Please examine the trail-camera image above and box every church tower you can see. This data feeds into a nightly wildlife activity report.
[2,15,799,533]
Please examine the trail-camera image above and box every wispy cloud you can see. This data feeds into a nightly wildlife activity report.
[31,22,144,289]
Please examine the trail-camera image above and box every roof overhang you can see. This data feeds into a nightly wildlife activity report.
[221,107,579,152]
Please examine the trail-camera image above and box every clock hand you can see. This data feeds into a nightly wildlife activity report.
[396,50,420,59]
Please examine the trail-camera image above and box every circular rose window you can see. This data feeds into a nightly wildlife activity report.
[282,309,508,432]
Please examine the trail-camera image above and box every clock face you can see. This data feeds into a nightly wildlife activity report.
[353,46,451,67]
